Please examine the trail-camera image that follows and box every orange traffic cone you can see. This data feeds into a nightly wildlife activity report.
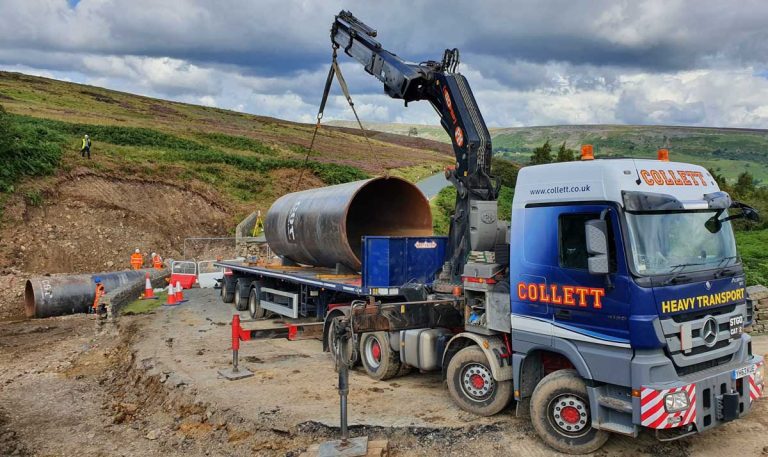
[141,273,157,300]
[175,281,185,303]
[164,283,177,306]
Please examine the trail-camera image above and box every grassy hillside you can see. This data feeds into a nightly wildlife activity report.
[330,121,768,185]
[0,71,452,218]
[493,125,768,185]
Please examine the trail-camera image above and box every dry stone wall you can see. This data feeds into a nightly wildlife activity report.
[746,285,768,335]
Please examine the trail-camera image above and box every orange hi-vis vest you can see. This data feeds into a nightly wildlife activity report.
[92,284,105,311]
[152,255,163,269]
[130,253,143,270]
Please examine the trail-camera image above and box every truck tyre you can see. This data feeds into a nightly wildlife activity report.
[360,332,400,380]
[248,284,266,319]
[234,279,249,311]
[446,346,512,416]
[530,369,609,454]
[221,277,235,303]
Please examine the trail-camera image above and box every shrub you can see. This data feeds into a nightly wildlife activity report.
[0,107,64,193]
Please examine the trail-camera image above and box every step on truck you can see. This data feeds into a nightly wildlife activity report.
[217,11,765,454]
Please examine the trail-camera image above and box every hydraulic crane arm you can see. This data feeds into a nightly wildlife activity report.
[331,11,500,287]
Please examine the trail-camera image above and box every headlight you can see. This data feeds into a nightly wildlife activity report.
[664,391,690,413]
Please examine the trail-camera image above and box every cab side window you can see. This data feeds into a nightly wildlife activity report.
[559,213,597,269]
[559,212,616,271]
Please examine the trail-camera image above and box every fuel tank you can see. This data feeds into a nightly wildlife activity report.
[264,176,433,270]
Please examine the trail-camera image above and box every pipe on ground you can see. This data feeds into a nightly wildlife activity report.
[264,176,433,270]
[25,269,152,318]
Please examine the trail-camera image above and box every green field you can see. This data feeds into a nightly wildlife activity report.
[331,121,768,185]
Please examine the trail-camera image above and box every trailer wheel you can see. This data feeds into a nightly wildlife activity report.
[233,279,249,311]
[446,346,511,416]
[220,277,235,303]
[360,332,400,380]
[530,369,609,454]
[248,284,266,319]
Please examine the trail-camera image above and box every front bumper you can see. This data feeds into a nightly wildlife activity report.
[639,356,764,432]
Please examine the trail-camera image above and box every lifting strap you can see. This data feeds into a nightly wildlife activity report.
[294,47,375,191]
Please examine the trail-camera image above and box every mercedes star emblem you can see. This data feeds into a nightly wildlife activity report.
[701,317,718,347]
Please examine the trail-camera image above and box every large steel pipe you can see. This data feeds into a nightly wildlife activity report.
[25,269,150,318]
[265,176,433,270]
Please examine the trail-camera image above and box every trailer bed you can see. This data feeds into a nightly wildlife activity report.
[215,261,369,295]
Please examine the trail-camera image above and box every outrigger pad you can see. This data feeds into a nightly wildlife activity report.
[317,436,369,457]
[217,367,254,380]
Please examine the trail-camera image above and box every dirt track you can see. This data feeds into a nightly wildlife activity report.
[1,288,766,456]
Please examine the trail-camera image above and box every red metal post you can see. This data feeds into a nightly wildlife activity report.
[232,314,241,351]
[232,314,241,373]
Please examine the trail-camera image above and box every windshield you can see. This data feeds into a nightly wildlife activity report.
[625,210,738,276]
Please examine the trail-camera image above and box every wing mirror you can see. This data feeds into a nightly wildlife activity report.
[585,220,610,275]
[705,201,761,233]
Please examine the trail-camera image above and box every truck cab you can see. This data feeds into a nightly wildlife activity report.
[445,154,764,452]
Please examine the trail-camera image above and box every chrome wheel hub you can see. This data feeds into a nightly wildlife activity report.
[461,363,495,401]
[551,394,589,435]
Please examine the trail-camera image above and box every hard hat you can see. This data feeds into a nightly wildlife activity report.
[151,252,156,257]
[94,276,102,284]
[85,134,89,138]
[135,248,140,253]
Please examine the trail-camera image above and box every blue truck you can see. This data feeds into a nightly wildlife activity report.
[217,11,765,454]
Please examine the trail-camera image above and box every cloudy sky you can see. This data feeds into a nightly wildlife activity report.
[2,0,768,128]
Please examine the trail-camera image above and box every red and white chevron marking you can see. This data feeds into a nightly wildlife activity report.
[640,384,697,429]
[748,374,764,402]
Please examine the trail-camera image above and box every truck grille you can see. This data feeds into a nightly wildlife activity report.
[660,303,746,376]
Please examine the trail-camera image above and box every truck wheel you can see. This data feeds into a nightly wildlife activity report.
[446,346,511,416]
[234,279,249,311]
[360,332,400,380]
[530,369,609,454]
[248,285,266,319]
[221,277,235,303]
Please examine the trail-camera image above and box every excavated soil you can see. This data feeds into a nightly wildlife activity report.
[1,292,766,456]
[0,168,234,320]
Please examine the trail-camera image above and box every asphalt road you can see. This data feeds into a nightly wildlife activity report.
[416,172,450,199]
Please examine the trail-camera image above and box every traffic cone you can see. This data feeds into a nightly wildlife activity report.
[164,283,177,306]
[141,273,157,300]
[175,281,185,303]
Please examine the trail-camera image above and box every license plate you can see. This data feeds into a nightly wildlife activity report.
[733,365,757,380]
[729,315,744,339]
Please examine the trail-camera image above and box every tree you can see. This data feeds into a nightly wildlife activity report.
[529,140,552,165]
[555,141,576,162]
[734,171,756,196]
[492,158,519,188]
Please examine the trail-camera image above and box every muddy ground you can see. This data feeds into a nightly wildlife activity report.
[1,288,766,456]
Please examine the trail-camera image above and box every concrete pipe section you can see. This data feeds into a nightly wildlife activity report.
[265,176,433,270]
[25,269,151,318]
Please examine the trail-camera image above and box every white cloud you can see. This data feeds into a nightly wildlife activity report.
[1,1,768,130]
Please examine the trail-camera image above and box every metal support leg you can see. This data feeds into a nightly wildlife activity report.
[339,363,349,445]
[317,318,367,456]
[218,314,253,380]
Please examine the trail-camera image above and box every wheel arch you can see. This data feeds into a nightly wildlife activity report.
[513,341,592,400]
[441,333,513,382]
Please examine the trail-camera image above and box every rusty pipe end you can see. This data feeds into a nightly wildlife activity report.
[24,280,37,318]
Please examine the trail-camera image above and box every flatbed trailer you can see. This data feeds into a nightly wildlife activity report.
[215,235,450,343]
